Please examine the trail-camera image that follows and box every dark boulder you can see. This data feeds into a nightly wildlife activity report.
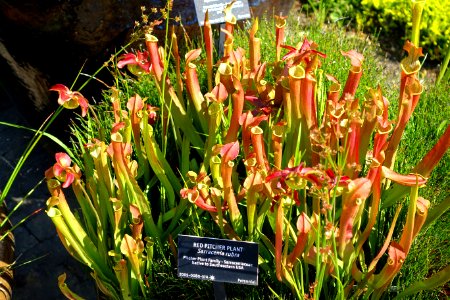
[0,0,294,124]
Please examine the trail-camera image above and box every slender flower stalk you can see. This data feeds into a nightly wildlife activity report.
[171,29,184,101]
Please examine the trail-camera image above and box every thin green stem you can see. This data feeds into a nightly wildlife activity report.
[0,107,63,206]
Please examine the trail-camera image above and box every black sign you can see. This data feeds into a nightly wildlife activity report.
[178,235,259,285]
[193,0,251,26]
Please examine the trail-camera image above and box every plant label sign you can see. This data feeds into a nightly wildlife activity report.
[178,235,258,285]
[193,0,251,26]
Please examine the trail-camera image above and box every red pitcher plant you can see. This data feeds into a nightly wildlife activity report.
[44,3,449,299]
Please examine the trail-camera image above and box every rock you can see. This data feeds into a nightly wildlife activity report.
[0,0,294,119]
[0,0,294,120]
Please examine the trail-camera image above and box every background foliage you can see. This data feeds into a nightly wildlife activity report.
[301,0,450,62]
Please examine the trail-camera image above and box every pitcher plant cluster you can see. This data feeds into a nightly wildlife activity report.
[44,3,449,299]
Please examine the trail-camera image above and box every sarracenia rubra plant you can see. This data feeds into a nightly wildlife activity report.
[44,2,449,299]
